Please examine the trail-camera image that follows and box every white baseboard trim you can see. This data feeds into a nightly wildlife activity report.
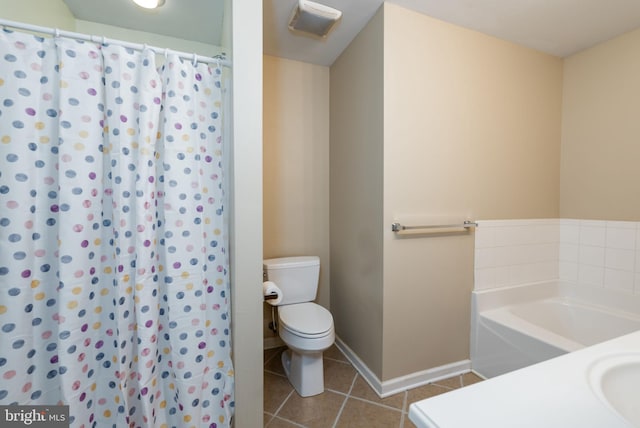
[334,337,383,395]
[381,359,472,397]
[335,336,472,398]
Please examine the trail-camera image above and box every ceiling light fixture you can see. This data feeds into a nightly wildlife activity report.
[132,0,165,9]
[288,0,342,39]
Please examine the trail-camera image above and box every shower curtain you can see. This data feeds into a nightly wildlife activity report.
[0,28,233,427]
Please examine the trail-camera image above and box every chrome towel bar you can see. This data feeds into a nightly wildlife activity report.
[391,220,478,232]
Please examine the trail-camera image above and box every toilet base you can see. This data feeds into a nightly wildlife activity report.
[281,349,325,397]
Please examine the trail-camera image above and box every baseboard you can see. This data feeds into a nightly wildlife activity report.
[335,336,472,398]
[334,337,384,395]
[381,359,472,397]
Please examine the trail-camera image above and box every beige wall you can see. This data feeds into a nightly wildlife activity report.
[263,55,330,339]
[75,20,223,58]
[382,3,562,380]
[0,0,74,29]
[560,28,640,221]
[330,7,385,378]
[328,3,562,383]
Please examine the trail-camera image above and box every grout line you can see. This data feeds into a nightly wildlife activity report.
[263,412,274,427]
[331,372,358,428]
[346,395,405,413]
[324,356,351,364]
[272,389,295,418]
[400,391,409,428]
[264,368,287,378]
[269,416,307,428]
[263,348,282,367]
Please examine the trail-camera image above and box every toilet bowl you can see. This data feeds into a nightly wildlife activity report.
[263,256,335,397]
[278,302,335,397]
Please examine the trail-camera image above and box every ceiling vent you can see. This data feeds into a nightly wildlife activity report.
[288,0,342,39]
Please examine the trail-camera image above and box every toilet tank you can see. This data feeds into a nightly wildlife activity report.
[263,256,320,305]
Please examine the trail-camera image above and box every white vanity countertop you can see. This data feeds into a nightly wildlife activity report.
[409,330,640,428]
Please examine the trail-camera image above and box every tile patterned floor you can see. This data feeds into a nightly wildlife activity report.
[264,346,483,427]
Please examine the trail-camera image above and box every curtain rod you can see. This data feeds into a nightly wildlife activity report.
[0,17,231,68]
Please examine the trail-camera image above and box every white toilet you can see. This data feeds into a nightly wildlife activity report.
[263,256,335,397]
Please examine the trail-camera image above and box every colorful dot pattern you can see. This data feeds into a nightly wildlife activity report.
[0,29,233,427]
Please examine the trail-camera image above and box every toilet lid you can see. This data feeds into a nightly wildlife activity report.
[279,303,333,337]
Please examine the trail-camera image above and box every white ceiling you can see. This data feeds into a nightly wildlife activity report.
[62,0,224,46]
[63,0,640,67]
[263,0,384,66]
[265,0,640,66]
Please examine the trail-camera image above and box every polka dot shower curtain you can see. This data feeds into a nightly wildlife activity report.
[0,28,233,427]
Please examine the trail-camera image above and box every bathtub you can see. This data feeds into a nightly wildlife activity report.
[471,281,640,378]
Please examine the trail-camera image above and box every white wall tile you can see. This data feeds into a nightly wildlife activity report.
[604,268,634,292]
[578,245,605,267]
[606,220,637,230]
[581,220,608,228]
[474,267,508,289]
[605,227,636,250]
[578,264,604,287]
[559,261,578,281]
[559,243,579,263]
[534,224,560,244]
[507,264,530,286]
[560,223,580,245]
[474,226,495,249]
[474,268,495,290]
[605,248,635,272]
[534,261,559,282]
[494,226,532,247]
[579,224,606,246]
[473,219,640,292]
[474,248,496,269]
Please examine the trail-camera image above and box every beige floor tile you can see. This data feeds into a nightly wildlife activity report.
[264,412,274,427]
[265,347,287,376]
[324,344,349,362]
[264,372,294,414]
[403,413,419,428]
[278,390,346,427]
[266,416,305,427]
[323,358,357,394]
[461,372,484,386]
[335,398,403,428]
[264,347,282,364]
[432,375,461,390]
[349,375,405,410]
[406,383,451,405]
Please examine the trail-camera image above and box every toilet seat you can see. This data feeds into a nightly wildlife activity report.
[279,302,333,338]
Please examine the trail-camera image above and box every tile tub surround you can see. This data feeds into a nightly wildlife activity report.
[475,219,640,294]
[264,346,483,428]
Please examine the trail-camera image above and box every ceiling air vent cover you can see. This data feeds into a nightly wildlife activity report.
[288,0,342,38]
